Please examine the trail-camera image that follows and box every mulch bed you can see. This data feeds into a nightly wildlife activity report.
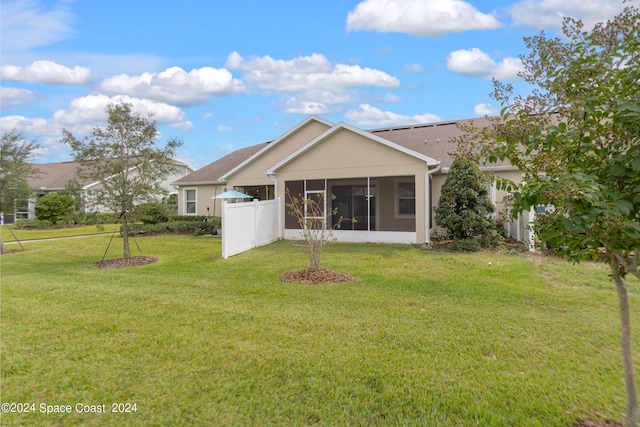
[571,419,623,427]
[280,268,356,285]
[94,256,158,268]
[1,249,25,254]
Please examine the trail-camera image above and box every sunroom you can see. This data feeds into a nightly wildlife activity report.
[281,175,427,244]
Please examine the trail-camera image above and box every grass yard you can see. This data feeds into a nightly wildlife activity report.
[1,224,113,243]
[1,234,638,426]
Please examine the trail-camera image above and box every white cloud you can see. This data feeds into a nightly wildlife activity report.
[446,48,523,80]
[226,51,400,92]
[0,115,53,135]
[0,0,75,51]
[0,94,191,139]
[1,60,91,84]
[403,64,424,73]
[346,0,502,37]
[474,103,497,116]
[0,87,38,110]
[345,104,441,127]
[99,66,246,106]
[282,90,355,115]
[226,51,332,74]
[509,0,626,31]
[216,124,232,132]
[52,95,191,132]
[283,98,330,115]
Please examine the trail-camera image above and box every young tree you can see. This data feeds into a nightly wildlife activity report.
[285,189,340,270]
[435,155,499,249]
[0,131,40,250]
[62,101,182,260]
[469,6,640,426]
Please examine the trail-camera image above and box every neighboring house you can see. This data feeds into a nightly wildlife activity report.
[9,159,194,222]
[173,115,522,245]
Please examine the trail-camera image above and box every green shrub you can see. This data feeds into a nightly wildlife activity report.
[435,157,498,245]
[58,211,120,226]
[134,202,171,224]
[172,215,209,222]
[35,192,75,225]
[448,238,481,252]
[430,225,452,242]
[14,219,53,229]
[124,220,204,235]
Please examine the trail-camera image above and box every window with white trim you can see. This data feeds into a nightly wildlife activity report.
[185,189,196,214]
[396,181,415,217]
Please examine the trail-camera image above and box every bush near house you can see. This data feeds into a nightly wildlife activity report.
[435,157,503,251]
[133,201,172,224]
[35,191,75,225]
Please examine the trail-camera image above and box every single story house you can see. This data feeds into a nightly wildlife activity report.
[4,159,194,223]
[173,115,523,245]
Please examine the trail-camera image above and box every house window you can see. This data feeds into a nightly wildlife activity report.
[185,189,196,214]
[396,181,415,217]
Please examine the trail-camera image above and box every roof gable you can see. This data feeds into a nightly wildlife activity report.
[266,121,440,175]
[219,115,334,181]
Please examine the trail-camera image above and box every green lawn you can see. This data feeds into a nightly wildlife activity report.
[1,224,113,243]
[1,235,638,426]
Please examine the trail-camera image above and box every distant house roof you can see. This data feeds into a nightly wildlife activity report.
[174,116,513,185]
[29,159,193,191]
[173,142,269,185]
[27,161,90,190]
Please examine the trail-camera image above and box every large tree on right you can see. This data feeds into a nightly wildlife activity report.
[472,5,639,426]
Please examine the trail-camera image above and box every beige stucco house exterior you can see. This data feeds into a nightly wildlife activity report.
[173,115,522,245]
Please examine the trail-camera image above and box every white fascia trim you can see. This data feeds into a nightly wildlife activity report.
[219,115,335,182]
[266,122,440,175]
[440,165,519,173]
[82,163,140,191]
[171,180,226,186]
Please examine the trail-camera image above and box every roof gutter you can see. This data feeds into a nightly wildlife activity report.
[425,162,441,244]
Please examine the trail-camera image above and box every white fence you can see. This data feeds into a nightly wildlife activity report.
[221,198,281,259]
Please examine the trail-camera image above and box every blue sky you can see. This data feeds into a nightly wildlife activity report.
[0,0,628,169]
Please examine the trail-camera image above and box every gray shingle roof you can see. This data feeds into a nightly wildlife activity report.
[174,116,512,185]
[29,158,194,190]
[172,142,269,185]
[27,162,92,190]
[369,116,508,169]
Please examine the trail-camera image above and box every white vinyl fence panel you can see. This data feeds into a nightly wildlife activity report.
[221,198,281,259]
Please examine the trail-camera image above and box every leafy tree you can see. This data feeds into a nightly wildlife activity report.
[0,131,40,219]
[62,101,182,259]
[35,191,75,224]
[0,131,40,251]
[435,156,499,249]
[468,6,640,426]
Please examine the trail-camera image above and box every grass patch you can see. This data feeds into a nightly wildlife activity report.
[1,237,638,426]
[1,224,114,243]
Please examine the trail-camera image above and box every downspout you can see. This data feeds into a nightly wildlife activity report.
[425,162,441,244]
